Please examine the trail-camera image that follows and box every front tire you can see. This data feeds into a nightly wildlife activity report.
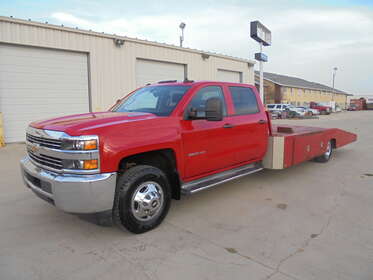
[113,165,171,234]
[313,140,333,163]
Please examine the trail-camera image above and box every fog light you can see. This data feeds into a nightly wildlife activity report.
[83,159,98,170]
[63,159,99,170]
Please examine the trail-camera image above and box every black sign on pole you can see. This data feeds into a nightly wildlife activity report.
[250,21,271,46]
[255,52,268,62]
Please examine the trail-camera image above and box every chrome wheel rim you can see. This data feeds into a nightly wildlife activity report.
[325,141,332,158]
[131,181,164,221]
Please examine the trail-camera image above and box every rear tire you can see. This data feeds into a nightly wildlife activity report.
[313,140,333,163]
[112,165,171,234]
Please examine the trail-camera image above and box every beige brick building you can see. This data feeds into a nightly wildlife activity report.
[255,72,350,109]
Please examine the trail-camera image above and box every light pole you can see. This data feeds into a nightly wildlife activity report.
[250,21,271,103]
[179,22,186,47]
[332,67,338,101]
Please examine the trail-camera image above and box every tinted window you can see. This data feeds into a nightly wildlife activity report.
[229,87,259,115]
[113,85,190,116]
[187,86,227,118]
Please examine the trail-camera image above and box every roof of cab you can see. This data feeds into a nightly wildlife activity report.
[147,80,253,87]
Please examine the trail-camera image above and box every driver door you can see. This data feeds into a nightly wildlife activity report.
[180,85,236,179]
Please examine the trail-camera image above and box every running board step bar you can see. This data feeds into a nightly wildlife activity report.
[181,162,263,195]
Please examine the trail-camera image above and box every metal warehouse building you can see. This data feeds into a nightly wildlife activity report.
[0,16,255,143]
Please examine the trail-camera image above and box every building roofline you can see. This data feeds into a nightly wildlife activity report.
[254,72,350,96]
[0,16,256,65]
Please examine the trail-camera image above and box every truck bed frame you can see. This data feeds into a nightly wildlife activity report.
[263,125,357,169]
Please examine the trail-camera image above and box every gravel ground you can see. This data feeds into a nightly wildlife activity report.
[0,110,372,280]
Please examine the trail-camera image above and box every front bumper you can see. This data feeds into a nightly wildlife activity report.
[20,157,117,214]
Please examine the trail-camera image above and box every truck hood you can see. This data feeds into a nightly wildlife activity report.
[30,111,157,135]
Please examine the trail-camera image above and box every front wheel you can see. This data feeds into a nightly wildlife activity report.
[313,140,333,163]
[113,165,171,234]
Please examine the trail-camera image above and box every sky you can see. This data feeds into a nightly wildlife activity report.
[1,0,373,94]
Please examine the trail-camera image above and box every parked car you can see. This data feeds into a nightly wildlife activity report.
[21,81,357,234]
[266,104,289,112]
[296,106,320,116]
[347,104,358,111]
[266,104,306,118]
[266,104,284,118]
[267,104,307,117]
[287,105,307,117]
[310,102,331,115]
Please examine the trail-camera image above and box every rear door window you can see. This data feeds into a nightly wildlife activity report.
[229,86,259,115]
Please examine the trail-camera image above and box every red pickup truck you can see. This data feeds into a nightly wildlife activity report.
[21,81,356,233]
[310,101,331,115]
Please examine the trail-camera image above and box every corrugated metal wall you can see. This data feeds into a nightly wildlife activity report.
[0,17,255,111]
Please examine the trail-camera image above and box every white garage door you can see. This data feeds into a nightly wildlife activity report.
[0,44,89,142]
[217,69,242,83]
[136,59,186,87]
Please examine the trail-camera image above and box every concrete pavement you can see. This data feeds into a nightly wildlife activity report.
[0,111,372,280]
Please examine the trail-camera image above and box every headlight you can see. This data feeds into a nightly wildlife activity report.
[60,135,99,172]
[62,137,98,150]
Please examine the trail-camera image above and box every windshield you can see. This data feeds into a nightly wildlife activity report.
[112,85,191,116]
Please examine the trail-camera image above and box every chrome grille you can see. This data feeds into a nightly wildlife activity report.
[28,150,63,170]
[26,133,62,149]
[26,127,100,175]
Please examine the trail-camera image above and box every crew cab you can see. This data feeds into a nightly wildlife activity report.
[20,81,356,233]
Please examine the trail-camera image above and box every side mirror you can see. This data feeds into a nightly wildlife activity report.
[187,107,198,119]
[206,97,223,121]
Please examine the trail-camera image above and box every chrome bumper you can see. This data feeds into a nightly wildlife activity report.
[20,156,117,214]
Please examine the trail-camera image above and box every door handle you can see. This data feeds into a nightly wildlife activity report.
[258,119,267,124]
[223,123,234,128]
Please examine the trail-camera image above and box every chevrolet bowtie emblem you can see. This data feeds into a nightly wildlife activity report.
[30,143,40,153]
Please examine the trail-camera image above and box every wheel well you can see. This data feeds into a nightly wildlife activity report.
[118,149,181,200]
[331,138,336,149]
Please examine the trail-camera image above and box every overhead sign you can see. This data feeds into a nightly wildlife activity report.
[250,21,271,46]
[255,52,268,62]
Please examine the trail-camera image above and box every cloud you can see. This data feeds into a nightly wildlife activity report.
[50,6,373,93]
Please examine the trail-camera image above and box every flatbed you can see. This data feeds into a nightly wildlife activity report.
[263,125,357,169]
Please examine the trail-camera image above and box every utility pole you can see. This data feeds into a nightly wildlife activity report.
[332,67,338,101]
